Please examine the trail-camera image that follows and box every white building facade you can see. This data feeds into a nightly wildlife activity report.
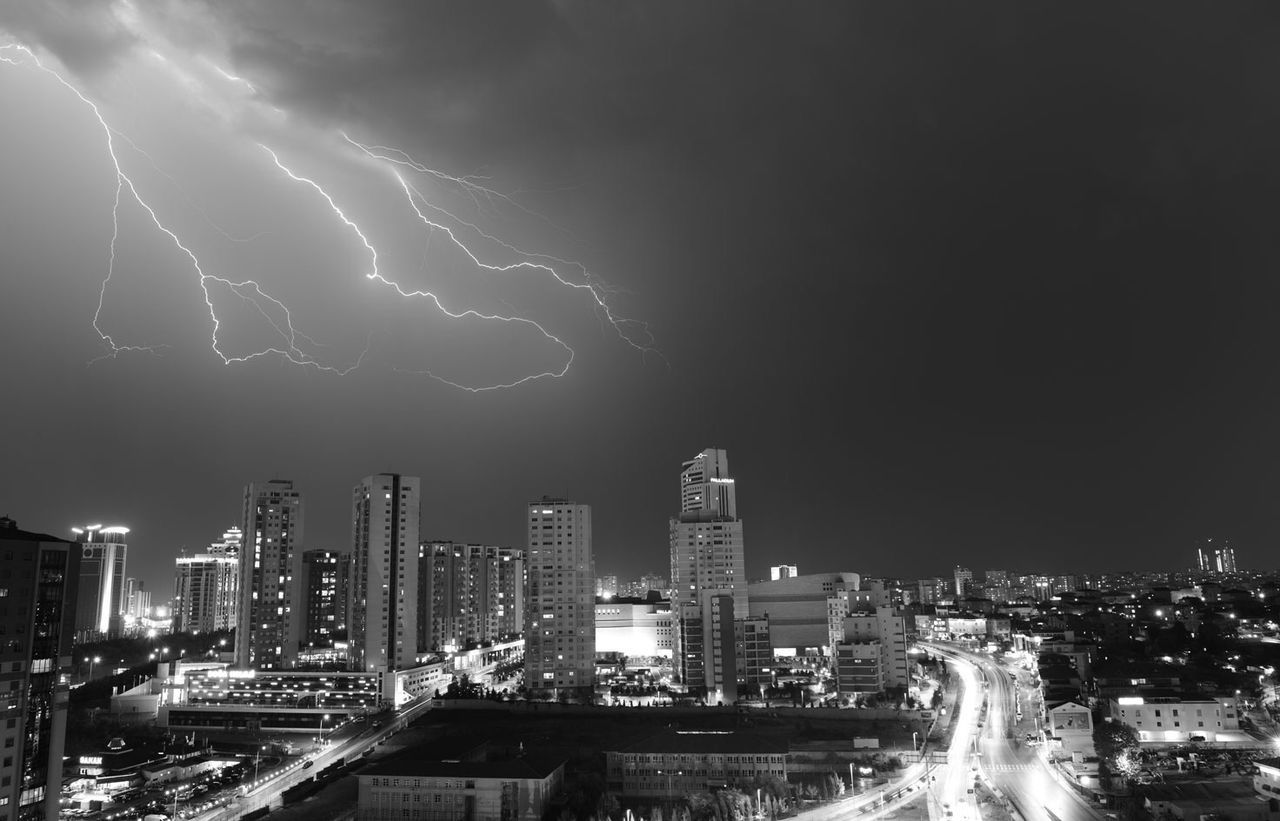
[72,524,128,639]
[351,474,421,672]
[524,499,595,694]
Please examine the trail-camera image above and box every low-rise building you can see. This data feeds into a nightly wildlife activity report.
[833,606,909,697]
[1043,700,1094,760]
[1108,695,1241,744]
[595,601,674,658]
[834,642,889,694]
[606,730,789,797]
[747,572,860,652]
[1144,780,1278,821]
[66,738,168,802]
[1255,757,1280,803]
[357,749,565,821]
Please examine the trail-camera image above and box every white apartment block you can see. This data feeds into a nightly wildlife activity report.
[1044,700,1095,761]
[1108,695,1240,744]
[834,605,909,696]
[351,474,421,672]
[525,499,595,693]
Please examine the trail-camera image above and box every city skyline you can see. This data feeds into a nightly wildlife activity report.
[12,475,1270,601]
[8,4,1280,595]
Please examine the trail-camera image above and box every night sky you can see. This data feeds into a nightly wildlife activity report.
[4,3,1280,598]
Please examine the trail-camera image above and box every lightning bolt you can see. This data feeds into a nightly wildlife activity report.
[261,144,576,391]
[0,42,358,374]
[343,134,658,356]
[1,39,655,390]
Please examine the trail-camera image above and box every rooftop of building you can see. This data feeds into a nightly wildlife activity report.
[358,747,563,778]
[1108,692,1224,704]
[1093,660,1183,679]
[611,729,790,755]
[1138,779,1261,810]
[1045,699,1089,711]
[0,517,70,544]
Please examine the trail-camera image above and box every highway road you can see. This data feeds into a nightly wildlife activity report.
[794,648,983,821]
[190,694,437,821]
[928,646,1103,821]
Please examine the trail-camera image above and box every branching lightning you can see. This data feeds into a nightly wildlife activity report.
[261,144,577,391]
[0,39,654,391]
[343,134,658,358]
[1,42,358,374]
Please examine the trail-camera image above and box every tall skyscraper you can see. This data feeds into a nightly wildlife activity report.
[0,517,81,821]
[1197,539,1236,574]
[669,449,750,698]
[525,498,595,694]
[235,480,305,670]
[301,550,349,649]
[496,547,526,640]
[419,542,524,654]
[125,585,151,622]
[70,525,127,640]
[350,474,421,672]
[172,527,240,634]
[669,449,747,616]
[953,566,974,597]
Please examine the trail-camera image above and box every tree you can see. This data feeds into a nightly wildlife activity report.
[1094,718,1140,783]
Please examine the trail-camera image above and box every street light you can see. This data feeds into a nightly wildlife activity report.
[320,714,331,747]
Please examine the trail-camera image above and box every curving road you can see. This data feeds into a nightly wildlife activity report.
[794,645,984,821]
[926,645,1102,821]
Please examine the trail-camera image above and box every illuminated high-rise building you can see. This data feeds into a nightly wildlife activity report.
[525,498,595,694]
[122,578,146,621]
[1197,539,1236,574]
[70,524,128,640]
[669,448,752,699]
[669,449,747,617]
[770,565,798,581]
[350,474,421,672]
[172,526,240,635]
[0,517,81,821]
[235,480,305,670]
[301,550,349,649]
[419,542,525,654]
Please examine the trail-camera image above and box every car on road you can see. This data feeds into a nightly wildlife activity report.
[302,760,314,769]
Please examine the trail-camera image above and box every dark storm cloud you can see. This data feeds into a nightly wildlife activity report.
[7,0,1280,590]
[0,0,138,72]
[196,2,861,171]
